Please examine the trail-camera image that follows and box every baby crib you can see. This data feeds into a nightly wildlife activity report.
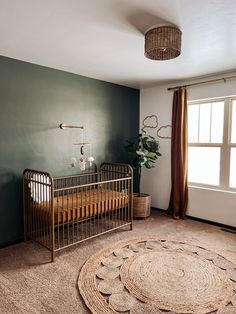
[23,162,133,261]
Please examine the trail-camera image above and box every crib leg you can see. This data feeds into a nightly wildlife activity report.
[130,222,133,231]
[51,250,55,262]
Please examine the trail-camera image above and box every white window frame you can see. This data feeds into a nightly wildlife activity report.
[188,96,236,192]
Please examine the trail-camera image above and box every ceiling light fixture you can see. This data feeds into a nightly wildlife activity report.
[145,25,182,60]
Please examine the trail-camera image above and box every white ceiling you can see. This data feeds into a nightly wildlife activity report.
[1,0,236,89]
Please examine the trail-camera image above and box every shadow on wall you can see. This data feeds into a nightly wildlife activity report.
[0,170,22,245]
[105,136,131,162]
[97,136,140,192]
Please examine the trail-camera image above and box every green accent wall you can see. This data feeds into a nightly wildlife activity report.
[0,56,139,246]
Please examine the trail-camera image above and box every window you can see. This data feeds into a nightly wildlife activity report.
[230,101,236,188]
[188,97,236,190]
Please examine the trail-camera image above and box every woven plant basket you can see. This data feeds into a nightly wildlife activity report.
[133,193,151,218]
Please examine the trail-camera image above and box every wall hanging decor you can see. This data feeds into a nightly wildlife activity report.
[141,114,159,134]
[141,115,171,140]
[157,124,172,139]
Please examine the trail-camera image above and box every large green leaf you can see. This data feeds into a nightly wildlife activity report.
[124,132,161,170]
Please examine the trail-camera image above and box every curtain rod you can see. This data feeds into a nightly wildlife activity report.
[167,74,236,91]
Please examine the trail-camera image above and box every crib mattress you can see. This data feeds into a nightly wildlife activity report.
[36,188,129,224]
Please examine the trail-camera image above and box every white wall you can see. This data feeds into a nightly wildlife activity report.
[140,74,236,227]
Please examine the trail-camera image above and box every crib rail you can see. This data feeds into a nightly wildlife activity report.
[23,169,54,253]
[23,163,133,262]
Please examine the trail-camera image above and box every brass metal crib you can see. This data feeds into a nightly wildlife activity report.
[23,162,133,261]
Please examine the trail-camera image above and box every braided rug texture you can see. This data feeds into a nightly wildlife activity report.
[78,237,236,314]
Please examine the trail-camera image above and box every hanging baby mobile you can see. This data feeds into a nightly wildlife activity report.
[59,123,95,171]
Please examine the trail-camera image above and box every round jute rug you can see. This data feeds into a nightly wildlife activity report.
[78,237,236,314]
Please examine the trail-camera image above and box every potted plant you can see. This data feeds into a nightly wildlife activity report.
[125,133,161,218]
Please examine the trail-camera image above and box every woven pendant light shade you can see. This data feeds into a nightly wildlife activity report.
[145,25,182,60]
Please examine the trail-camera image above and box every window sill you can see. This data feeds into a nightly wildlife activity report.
[188,184,236,194]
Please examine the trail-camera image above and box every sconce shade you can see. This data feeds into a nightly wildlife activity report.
[145,25,182,60]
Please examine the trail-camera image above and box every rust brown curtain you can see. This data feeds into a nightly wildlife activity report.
[167,88,188,219]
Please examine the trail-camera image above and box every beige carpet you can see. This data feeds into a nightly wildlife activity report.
[78,237,236,313]
[0,211,236,314]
